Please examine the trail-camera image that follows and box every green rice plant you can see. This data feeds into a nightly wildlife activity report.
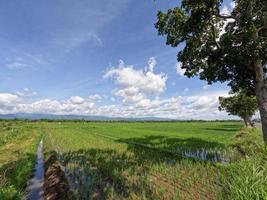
[222,155,267,200]
[1,120,261,200]
[42,121,241,199]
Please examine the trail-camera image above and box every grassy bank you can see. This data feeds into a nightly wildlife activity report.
[220,128,267,200]
[0,121,41,199]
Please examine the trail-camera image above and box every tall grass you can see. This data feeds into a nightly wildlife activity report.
[227,158,267,200]
[0,121,41,200]
[221,128,267,200]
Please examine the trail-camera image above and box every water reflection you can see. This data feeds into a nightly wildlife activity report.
[27,140,44,200]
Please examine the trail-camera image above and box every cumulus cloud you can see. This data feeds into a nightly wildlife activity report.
[99,91,231,120]
[0,93,104,115]
[0,90,234,120]
[68,96,85,104]
[88,94,103,102]
[17,96,95,114]
[0,93,20,104]
[175,62,186,76]
[0,93,22,114]
[104,58,167,104]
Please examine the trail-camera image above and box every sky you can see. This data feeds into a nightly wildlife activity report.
[0,0,238,120]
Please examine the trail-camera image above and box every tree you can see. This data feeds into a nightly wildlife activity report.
[155,0,267,143]
[218,91,258,127]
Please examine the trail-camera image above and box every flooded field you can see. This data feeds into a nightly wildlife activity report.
[1,121,266,200]
[41,121,248,199]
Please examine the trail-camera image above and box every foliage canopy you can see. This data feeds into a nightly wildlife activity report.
[155,0,266,92]
[219,91,258,126]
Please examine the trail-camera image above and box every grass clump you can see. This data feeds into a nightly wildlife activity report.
[225,157,267,200]
[230,127,265,156]
[221,128,267,200]
[0,185,21,200]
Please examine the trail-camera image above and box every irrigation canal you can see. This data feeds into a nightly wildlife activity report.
[26,140,44,200]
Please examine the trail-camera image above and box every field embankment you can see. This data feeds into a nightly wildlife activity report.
[0,121,41,199]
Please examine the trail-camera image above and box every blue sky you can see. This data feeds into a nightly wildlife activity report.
[0,0,236,119]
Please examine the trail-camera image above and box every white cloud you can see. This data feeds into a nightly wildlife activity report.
[88,94,103,102]
[0,93,20,105]
[221,5,230,15]
[6,62,29,69]
[48,0,128,54]
[3,0,129,73]
[17,96,95,115]
[175,62,186,76]
[0,93,22,114]
[0,90,234,120]
[6,53,52,71]
[68,96,85,104]
[147,57,156,72]
[16,88,37,97]
[90,33,103,47]
[104,58,167,105]
[220,3,236,36]
[221,2,235,16]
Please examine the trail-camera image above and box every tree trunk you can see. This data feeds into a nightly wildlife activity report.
[254,59,267,144]
[243,118,248,127]
[248,118,254,127]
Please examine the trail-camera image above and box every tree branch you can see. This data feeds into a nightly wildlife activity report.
[256,26,265,33]
[209,17,221,49]
[218,14,234,20]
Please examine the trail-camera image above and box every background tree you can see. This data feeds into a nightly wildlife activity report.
[219,91,258,127]
[155,0,267,143]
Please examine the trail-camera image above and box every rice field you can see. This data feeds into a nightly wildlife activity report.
[1,120,266,199]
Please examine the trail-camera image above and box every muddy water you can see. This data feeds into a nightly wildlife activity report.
[26,140,44,200]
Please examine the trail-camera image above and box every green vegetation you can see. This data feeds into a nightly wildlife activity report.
[43,121,225,199]
[155,0,267,144]
[41,121,266,199]
[219,91,258,127]
[0,120,266,199]
[222,128,267,200]
[0,121,41,200]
